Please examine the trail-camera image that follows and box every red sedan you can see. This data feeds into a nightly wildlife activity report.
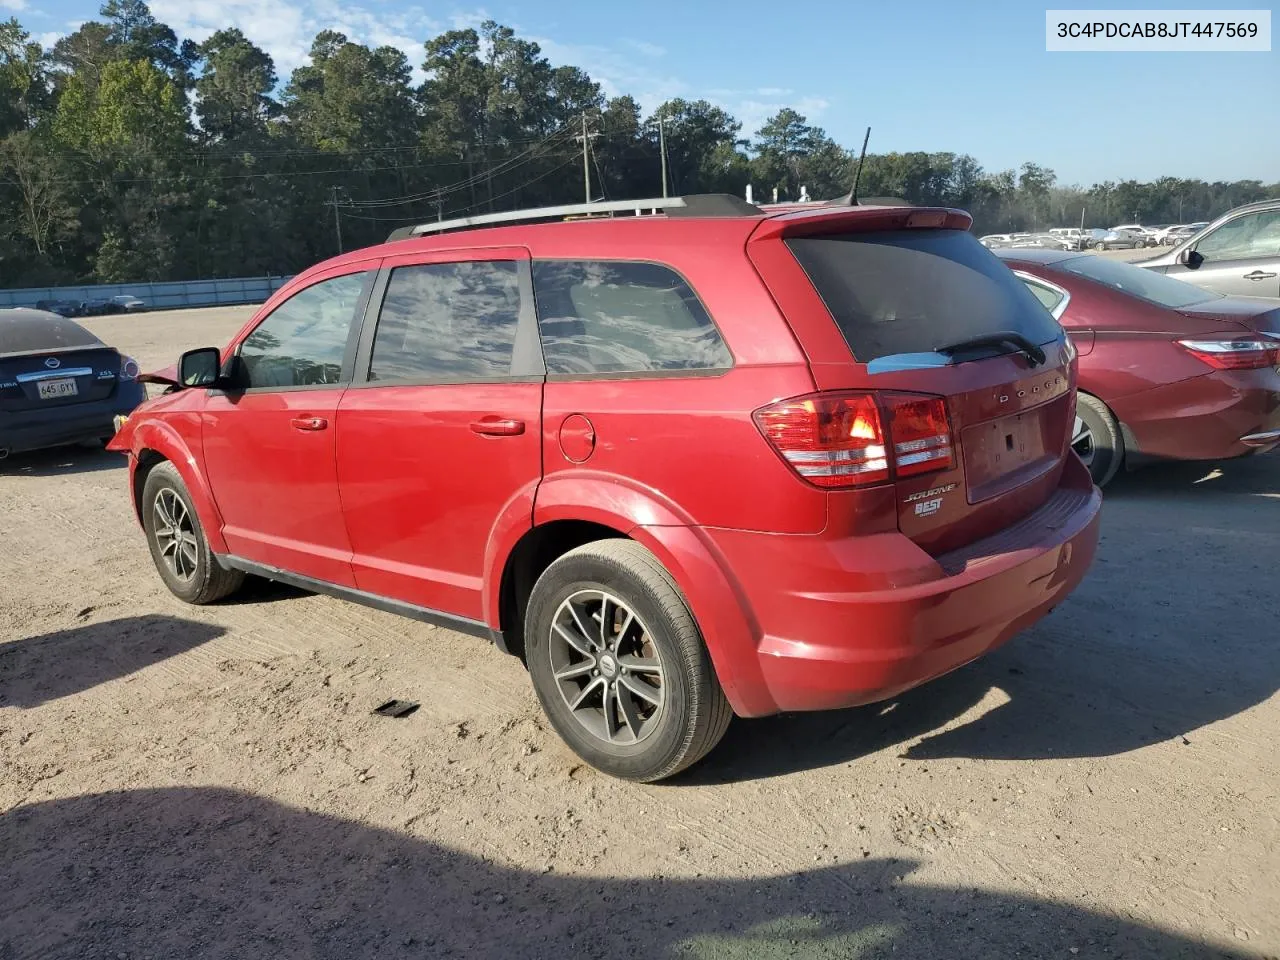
[997,249,1280,486]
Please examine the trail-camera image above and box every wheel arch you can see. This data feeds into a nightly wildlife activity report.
[126,421,227,554]
[485,474,771,717]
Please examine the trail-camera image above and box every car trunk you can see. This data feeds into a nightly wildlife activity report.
[0,347,123,412]
[1177,297,1280,337]
[780,225,1075,555]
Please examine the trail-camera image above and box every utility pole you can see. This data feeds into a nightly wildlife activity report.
[574,113,599,203]
[328,186,344,254]
[658,116,669,198]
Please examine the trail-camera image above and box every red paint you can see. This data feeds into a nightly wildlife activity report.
[1005,255,1280,462]
[115,205,1102,719]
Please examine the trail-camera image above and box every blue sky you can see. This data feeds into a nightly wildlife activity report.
[13,0,1279,185]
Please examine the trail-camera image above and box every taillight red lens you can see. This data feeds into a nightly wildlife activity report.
[1177,338,1280,371]
[753,392,889,488]
[754,391,955,488]
[885,394,955,477]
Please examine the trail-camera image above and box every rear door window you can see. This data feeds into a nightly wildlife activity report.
[1018,275,1068,317]
[531,260,732,375]
[786,230,1063,363]
[368,260,522,382]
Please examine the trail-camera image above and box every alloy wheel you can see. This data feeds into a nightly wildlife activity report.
[1072,415,1095,467]
[153,488,199,582]
[548,589,665,745]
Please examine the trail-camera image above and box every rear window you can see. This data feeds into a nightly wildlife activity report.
[786,230,1063,363]
[1053,254,1221,309]
[531,260,732,376]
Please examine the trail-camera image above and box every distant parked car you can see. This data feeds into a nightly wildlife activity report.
[1093,229,1146,251]
[1109,224,1159,247]
[999,248,1280,486]
[34,299,83,318]
[80,298,113,316]
[0,308,145,460]
[108,295,147,314]
[978,233,1014,248]
[1137,200,1280,297]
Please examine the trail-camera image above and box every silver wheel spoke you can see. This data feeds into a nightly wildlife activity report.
[567,603,599,652]
[618,654,661,675]
[598,593,612,649]
[613,611,635,652]
[553,622,594,657]
[616,684,644,738]
[1072,416,1089,445]
[568,676,605,711]
[602,683,618,742]
[620,674,663,707]
[554,661,596,682]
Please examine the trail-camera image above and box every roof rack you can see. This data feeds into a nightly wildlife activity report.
[386,193,762,242]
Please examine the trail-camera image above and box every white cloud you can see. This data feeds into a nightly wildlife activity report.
[37,30,61,48]
[0,0,27,11]
[625,39,665,58]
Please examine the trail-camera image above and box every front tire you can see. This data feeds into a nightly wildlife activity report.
[1073,393,1125,488]
[141,461,244,604]
[524,539,732,782]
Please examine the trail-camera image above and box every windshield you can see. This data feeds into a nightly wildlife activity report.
[1054,255,1222,309]
[787,229,1063,363]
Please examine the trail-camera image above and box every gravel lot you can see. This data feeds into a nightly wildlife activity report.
[2,298,1277,960]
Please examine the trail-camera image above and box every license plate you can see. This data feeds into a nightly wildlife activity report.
[37,377,78,399]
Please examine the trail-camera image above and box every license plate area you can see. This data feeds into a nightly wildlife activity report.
[961,406,1059,504]
[37,377,79,400]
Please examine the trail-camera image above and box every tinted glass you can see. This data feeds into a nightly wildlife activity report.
[532,260,732,375]
[1054,255,1220,309]
[787,230,1063,363]
[1194,211,1280,261]
[240,272,369,388]
[369,260,521,382]
[1021,277,1066,313]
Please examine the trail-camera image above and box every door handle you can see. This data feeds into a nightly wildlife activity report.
[1244,271,1277,281]
[470,417,525,437]
[290,416,328,431]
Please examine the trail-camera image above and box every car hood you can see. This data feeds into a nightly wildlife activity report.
[1178,296,1280,335]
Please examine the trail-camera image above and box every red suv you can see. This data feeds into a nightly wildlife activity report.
[109,196,1102,781]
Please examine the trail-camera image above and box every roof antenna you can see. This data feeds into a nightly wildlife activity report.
[850,126,871,206]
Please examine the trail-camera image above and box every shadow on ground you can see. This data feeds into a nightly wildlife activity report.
[0,615,224,709]
[0,787,1252,959]
[0,445,125,477]
[691,454,1280,781]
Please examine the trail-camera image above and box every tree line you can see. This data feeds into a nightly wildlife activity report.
[2,1,1276,289]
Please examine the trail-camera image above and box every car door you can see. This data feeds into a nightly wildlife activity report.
[1166,209,1280,297]
[335,247,544,622]
[200,264,378,587]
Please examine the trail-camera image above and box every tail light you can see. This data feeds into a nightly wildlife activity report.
[120,355,140,380]
[1177,338,1280,371]
[754,391,953,489]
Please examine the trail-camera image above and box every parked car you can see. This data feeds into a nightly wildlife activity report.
[998,248,1280,486]
[1109,224,1159,247]
[0,308,145,460]
[978,233,1015,248]
[108,295,148,313]
[80,298,113,316]
[1137,199,1280,297]
[109,194,1102,782]
[33,299,83,318]
[1049,228,1087,250]
[1093,229,1146,251]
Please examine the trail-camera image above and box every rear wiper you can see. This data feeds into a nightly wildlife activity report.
[936,331,1047,367]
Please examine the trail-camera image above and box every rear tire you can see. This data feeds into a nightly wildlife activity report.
[1073,393,1124,488]
[524,539,732,782]
[141,461,244,604]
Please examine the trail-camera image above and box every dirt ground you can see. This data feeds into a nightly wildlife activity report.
[2,303,1277,960]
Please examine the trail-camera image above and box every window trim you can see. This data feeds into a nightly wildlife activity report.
[223,263,380,395]
[350,249,545,388]
[1013,270,1072,321]
[529,256,735,382]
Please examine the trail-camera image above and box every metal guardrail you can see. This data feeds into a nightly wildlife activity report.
[0,276,294,311]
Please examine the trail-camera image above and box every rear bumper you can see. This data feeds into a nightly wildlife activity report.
[702,455,1102,715]
[0,383,146,455]
[1114,367,1280,463]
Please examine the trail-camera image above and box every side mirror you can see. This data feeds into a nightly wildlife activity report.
[1178,248,1204,269]
[178,347,222,387]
